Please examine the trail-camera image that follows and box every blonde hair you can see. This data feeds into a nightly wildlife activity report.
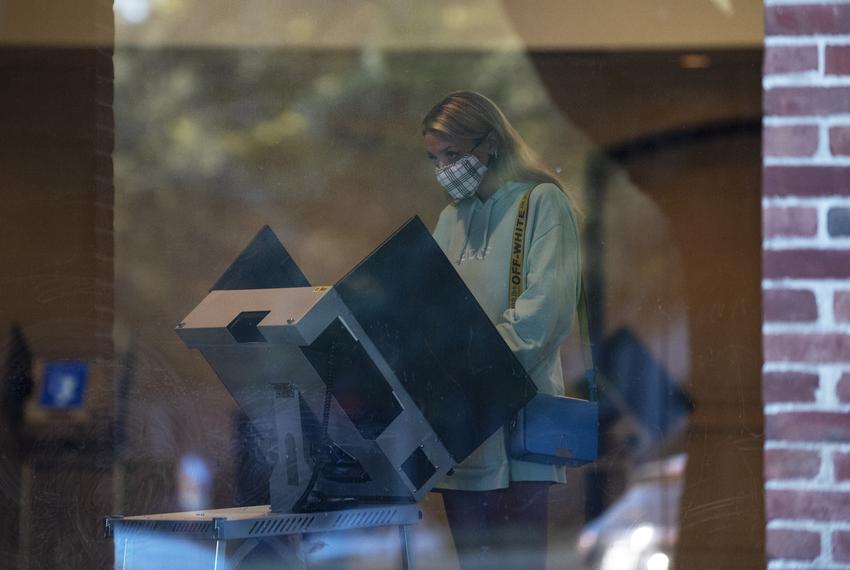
[422,91,579,215]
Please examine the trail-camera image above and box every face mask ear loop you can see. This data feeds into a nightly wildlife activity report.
[484,131,498,166]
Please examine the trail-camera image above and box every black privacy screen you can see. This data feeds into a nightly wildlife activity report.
[211,225,310,291]
[301,317,404,441]
[334,216,537,462]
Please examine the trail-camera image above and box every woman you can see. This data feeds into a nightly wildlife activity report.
[423,91,582,570]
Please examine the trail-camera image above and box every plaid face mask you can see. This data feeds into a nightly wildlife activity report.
[435,154,488,201]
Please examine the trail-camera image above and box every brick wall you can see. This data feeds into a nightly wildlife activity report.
[763,1,850,567]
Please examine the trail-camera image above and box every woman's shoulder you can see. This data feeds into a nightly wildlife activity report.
[528,182,577,229]
[529,181,569,205]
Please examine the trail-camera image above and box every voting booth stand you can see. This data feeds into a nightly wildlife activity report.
[104,505,422,570]
[105,218,538,569]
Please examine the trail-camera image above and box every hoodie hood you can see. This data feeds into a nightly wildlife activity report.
[455,181,529,264]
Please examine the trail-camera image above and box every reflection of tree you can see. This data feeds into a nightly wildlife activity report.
[117,1,525,51]
[116,50,572,195]
[114,47,588,289]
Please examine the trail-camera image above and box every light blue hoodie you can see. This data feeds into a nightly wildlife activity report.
[432,180,581,490]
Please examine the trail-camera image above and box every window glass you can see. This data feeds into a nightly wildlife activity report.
[0,2,765,569]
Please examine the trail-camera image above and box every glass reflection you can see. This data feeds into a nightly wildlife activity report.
[105,2,762,569]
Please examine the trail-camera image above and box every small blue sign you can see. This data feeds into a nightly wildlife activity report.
[40,361,88,409]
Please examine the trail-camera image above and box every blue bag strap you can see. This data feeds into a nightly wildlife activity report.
[578,285,598,402]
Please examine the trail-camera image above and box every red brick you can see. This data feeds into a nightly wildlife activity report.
[838,373,850,403]
[764,333,850,362]
[766,87,850,116]
[763,250,850,279]
[764,289,818,322]
[764,125,819,157]
[767,489,850,521]
[766,4,850,36]
[767,528,820,561]
[835,451,850,481]
[766,411,850,442]
[763,207,818,238]
[827,45,850,76]
[835,530,850,563]
[763,166,850,197]
[763,371,819,403]
[836,292,850,323]
[830,126,850,156]
[765,45,819,75]
[765,448,821,480]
